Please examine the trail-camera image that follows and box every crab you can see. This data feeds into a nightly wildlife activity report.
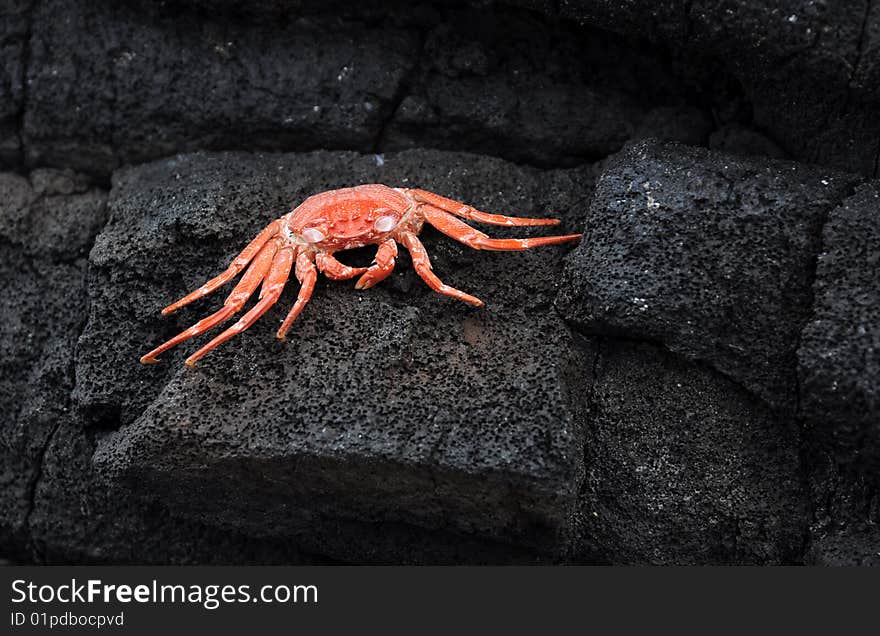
[140,184,582,366]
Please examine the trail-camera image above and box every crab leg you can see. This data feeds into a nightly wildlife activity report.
[184,245,295,366]
[140,239,279,364]
[316,252,367,280]
[410,189,561,226]
[276,251,318,340]
[422,207,581,251]
[161,219,282,315]
[399,231,483,307]
[355,238,398,290]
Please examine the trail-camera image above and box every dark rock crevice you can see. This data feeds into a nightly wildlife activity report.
[373,27,427,154]
[567,332,602,563]
[853,1,874,85]
[13,0,35,172]
[795,178,880,564]
[793,177,865,416]
[874,139,880,178]
[840,0,874,118]
[0,0,33,170]
[22,420,60,562]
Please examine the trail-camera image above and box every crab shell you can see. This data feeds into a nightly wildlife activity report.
[284,185,421,251]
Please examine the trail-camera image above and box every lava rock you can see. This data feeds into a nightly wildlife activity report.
[24,0,419,175]
[708,123,788,160]
[809,527,880,567]
[557,139,859,409]
[0,0,29,167]
[0,171,108,260]
[633,105,714,149]
[384,8,708,166]
[0,155,564,565]
[574,340,806,565]
[32,417,549,563]
[559,0,880,177]
[798,181,880,469]
[26,422,318,564]
[0,252,85,558]
[0,171,101,558]
[804,449,880,567]
[79,149,595,559]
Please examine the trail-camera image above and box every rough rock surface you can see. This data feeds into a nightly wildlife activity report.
[0,169,319,565]
[382,9,710,165]
[24,0,419,175]
[17,1,728,178]
[708,123,788,160]
[805,450,880,567]
[797,181,880,565]
[27,421,322,564]
[81,149,594,559]
[9,2,880,177]
[574,340,805,565]
[559,0,880,177]
[557,139,859,409]
[0,0,29,167]
[798,182,880,469]
[0,170,103,558]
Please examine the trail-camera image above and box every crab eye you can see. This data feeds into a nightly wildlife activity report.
[374,215,398,232]
[302,228,326,243]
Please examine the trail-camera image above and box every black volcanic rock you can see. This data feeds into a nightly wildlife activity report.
[798,181,880,469]
[708,123,788,160]
[32,418,551,564]
[557,140,859,408]
[0,252,85,558]
[383,9,709,165]
[27,421,317,564]
[805,449,880,567]
[24,0,419,175]
[19,1,721,177]
[0,0,28,167]
[574,340,805,565]
[0,172,102,558]
[558,0,880,177]
[0,169,312,566]
[80,149,595,559]
[0,170,108,260]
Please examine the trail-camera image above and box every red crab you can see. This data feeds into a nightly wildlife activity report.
[141,184,582,366]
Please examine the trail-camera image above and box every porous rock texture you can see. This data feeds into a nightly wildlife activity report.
[557,139,879,564]
[24,0,418,176]
[0,0,28,166]
[20,0,716,177]
[559,0,880,178]
[83,150,593,560]
[0,171,101,557]
[556,140,860,409]
[799,182,880,470]
[1,0,879,564]
[381,11,710,165]
[798,182,880,566]
[574,340,805,565]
